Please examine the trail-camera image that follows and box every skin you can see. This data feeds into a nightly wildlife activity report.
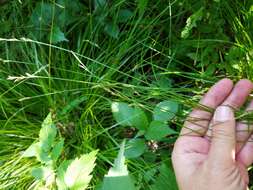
[172,78,253,190]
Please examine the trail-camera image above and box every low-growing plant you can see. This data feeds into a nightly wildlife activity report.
[22,113,98,190]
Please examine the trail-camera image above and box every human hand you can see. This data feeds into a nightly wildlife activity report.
[172,79,253,190]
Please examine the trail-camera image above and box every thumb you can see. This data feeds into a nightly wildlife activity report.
[208,106,236,163]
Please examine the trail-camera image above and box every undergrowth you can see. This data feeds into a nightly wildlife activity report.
[0,0,253,189]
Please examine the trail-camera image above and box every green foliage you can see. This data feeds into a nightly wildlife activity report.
[145,121,177,141]
[102,141,136,190]
[111,102,149,130]
[181,7,204,39]
[22,113,97,190]
[112,101,179,142]
[1,0,253,189]
[64,151,97,190]
[153,100,179,123]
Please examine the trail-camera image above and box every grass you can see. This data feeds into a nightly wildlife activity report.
[0,0,253,189]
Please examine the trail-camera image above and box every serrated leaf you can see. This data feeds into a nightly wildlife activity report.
[51,138,64,161]
[153,100,179,122]
[36,144,52,164]
[145,121,177,141]
[39,113,57,152]
[64,150,98,189]
[104,22,119,39]
[117,9,133,23]
[111,102,149,130]
[56,160,72,190]
[22,142,40,157]
[125,139,146,158]
[32,166,55,186]
[51,26,68,44]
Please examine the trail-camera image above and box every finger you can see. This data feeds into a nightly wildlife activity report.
[205,79,253,139]
[222,79,253,109]
[180,78,233,136]
[208,106,236,164]
[236,100,253,153]
[237,133,253,167]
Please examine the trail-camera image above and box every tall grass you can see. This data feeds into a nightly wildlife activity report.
[0,0,253,189]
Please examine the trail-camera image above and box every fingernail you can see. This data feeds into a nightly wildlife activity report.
[214,106,234,122]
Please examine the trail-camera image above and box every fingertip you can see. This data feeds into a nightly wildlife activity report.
[237,79,253,89]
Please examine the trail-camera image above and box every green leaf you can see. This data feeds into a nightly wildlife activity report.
[112,102,134,127]
[138,0,148,15]
[36,144,52,164]
[104,22,119,39]
[132,107,149,130]
[111,102,149,130]
[150,164,178,190]
[56,160,72,190]
[51,138,64,161]
[145,121,177,141]
[107,140,128,176]
[102,176,136,190]
[60,96,87,115]
[153,100,179,122]
[101,140,136,190]
[181,7,204,39]
[117,9,133,23]
[31,3,53,27]
[39,113,57,152]
[31,166,55,186]
[64,150,98,189]
[125,139,146,158]
[22,142,40,158]
[51,26,68,44]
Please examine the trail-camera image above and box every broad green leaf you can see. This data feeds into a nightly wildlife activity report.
[22,142,40,157]
[153,100,179,122]
[145,121,176,141]
[36,144,52,164]
[150,164,178,190]
[125,139,146,158]
[31,3,53,27]
[117,9,133,23]
[102,140,136,190]
[56,160,72,190]
[104,22,119,39]
[181,7,204,39]
[101,176,136,190]
[64,150,98,190]
[111,102,149,130]
[51,138,64,161]
[132,107,149,130]
[51,26,68,44]
[39,113,57,152]
[32,166,55,186]
[112,102,134,127]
